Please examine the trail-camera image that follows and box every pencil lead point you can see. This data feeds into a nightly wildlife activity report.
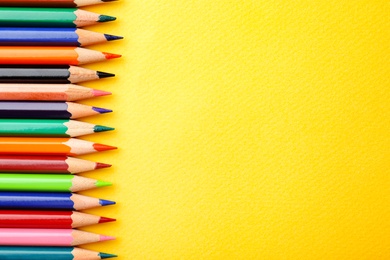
[99,216,116,224]
[92,106,112,114]
[93,89,111,97]
[104,34,124,41]
[100,235,115,242]
[103,52,122,60]
[96,180,112,188]
[95,162,112,169]
[100,199,116,206]
[99,252,118,259]
[102,0,118,2]
[97,71,115,78]
[98,15,116,22]
[94,125,115,133]
[93,143,117,152]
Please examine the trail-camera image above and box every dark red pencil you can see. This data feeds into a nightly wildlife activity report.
[0,210,115,229]
[0,155,111,174]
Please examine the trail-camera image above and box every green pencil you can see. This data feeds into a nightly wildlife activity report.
[0,246,117,260]
[0,119,114,137]
[0,7,116,27]
[0,174,111,192]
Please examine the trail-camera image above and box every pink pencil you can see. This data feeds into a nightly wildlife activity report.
[0,228,115,246]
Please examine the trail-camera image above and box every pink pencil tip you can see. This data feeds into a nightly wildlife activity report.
[100,235,116,242]
[93,89,112,97]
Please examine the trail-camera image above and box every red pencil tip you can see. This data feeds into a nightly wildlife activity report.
[93,143,117,152]
[95,162,112,169]
[93,89,112,97]
[103,52,122,60]
[99,216,116,224]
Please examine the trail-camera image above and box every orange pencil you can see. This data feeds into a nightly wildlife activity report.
[0,137,116,156]
[0,47,121,65]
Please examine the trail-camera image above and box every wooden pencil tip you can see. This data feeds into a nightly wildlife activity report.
[99,216,117,224]
[95,162,112,169]
[103,52,122,60]
[99,252,118,259]
[100,199,116,206]
[100,235,116,242]
[99,15,117,22]
[104,34,124,41]
[97,71,115,78]
[93,143,117,152]
[93,89,112,97]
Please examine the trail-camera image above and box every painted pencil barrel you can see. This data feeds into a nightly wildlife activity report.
[0,246,117,260]
[0,174,111,192]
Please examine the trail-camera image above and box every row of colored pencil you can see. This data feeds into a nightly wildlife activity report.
[0,0,120,259]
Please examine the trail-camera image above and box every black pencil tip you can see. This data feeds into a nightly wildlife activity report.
[104,34,124,41]
[97,71,115,78]
[99,15,117,22]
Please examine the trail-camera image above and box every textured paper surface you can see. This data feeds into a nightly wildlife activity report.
[77,1,389,259]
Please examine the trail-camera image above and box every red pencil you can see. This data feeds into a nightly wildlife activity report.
[0,210,115,229]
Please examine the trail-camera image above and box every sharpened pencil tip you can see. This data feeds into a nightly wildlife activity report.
[100,199,116,206]
[93,143,117,152]
[104,34,124,41]
[96,180,112,188]
[99,216,116,224]
[95,162,112,169]
[94,125,115,133]
[92,106,112,114]
[99,252,118,259]
[93,89,112,97]
[97,71,115,78]
[98,15,116,22]
[102,0,118,2]
[103,52,122,60]
[100,235,116,241]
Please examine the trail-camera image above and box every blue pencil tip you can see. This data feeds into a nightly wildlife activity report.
[104,34,124,41]
[93,106,113,114]
[99,252,118,259]
[100,199,116,206]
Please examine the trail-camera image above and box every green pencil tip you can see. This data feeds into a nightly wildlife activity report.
[94,125,115,133]
[96,180,112,188]
[99,15,117,22]
[99,252,118,259]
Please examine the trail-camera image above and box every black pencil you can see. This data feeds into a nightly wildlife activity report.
[0,65,114,84]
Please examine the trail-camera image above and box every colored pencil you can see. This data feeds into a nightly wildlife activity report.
[0,155,111,174]
[0,84,111,101]
[0,101,112,119]
[0,7,116,27]
[0,228,115,246]
[0,0,118,7]
[0,47,121,65]
[0,192,115,210]
[0,28,123,46]
[0,210,115,228]
[0,246,117,260]
[0,137,116,156]
[0,66,115,84]
[0,119,114,137]
[0,174,111,192]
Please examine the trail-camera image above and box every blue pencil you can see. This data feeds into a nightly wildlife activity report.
[0,192,115,210]
[0,27,123,46]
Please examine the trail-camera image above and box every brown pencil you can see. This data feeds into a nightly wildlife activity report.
[0,84,111,101]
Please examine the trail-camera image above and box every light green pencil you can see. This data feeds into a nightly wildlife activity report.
[0,119,114,137]
[0,174,111,192]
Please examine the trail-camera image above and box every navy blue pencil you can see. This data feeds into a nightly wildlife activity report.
[0,27,123,46]
[0,192,115,210]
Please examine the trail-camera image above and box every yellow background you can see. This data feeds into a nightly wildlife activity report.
[78,1,388,259]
